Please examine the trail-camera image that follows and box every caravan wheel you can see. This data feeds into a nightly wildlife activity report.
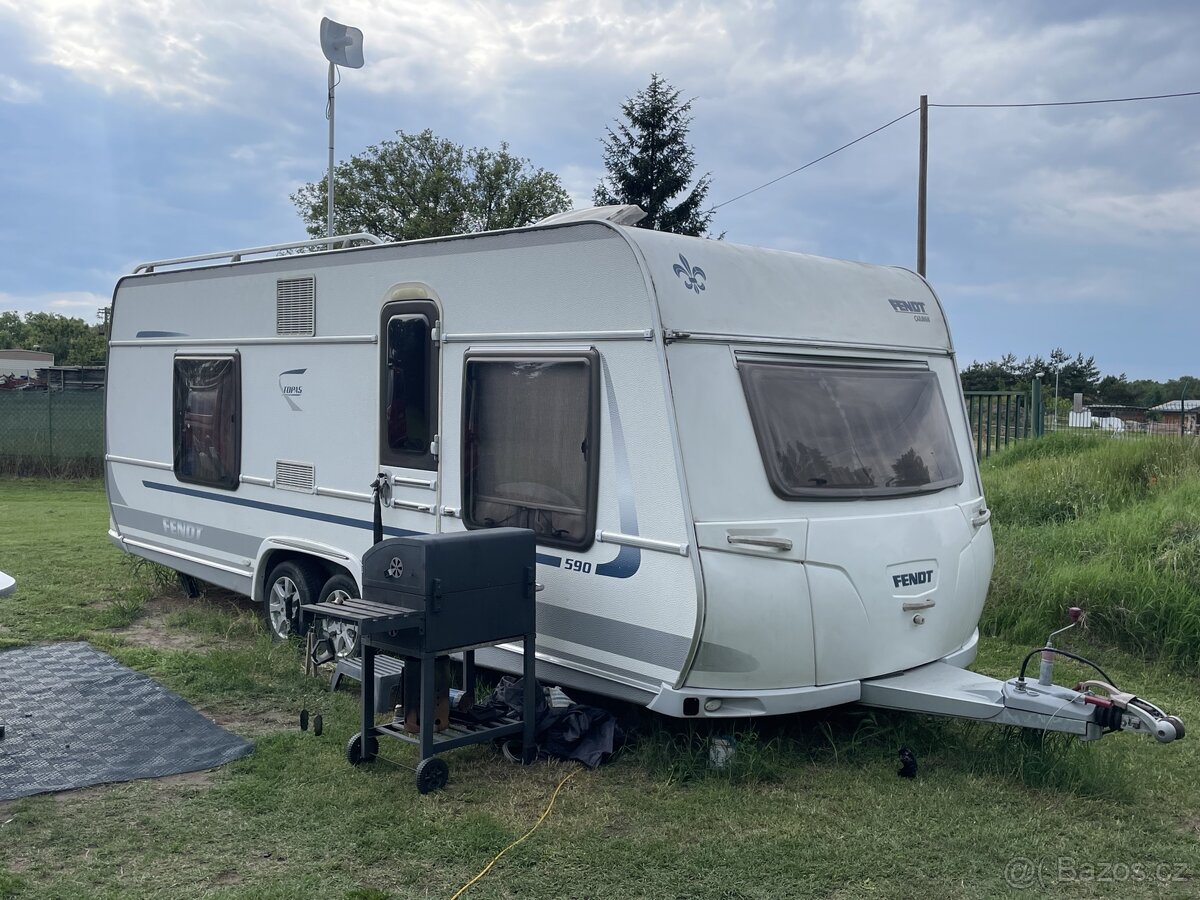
[264,560,323,641]
[318,573,361,658]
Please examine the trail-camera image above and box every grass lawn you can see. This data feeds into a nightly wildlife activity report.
[2,467,1200,898]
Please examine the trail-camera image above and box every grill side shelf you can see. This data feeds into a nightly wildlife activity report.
[301,599,422,634]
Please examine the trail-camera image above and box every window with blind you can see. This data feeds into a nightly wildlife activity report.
[462,351,600,549]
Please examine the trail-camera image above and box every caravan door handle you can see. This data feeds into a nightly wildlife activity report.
[971,507,992,528]
[727,534,793,551]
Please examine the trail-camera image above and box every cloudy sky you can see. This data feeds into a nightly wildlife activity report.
[1,0,1197,379]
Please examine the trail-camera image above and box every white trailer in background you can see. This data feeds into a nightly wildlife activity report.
[103,207,1182,743]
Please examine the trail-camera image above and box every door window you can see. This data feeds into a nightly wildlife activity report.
[379,302,439,470]
[173,354,241,490]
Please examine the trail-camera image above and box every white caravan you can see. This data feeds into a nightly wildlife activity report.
[104,208,1182,742]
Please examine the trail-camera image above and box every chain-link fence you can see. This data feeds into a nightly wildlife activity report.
[0,389,105,476]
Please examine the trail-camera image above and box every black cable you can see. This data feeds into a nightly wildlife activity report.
[930,89,1200,109]
[709,88,1200,213]
[1017,646,1117,689]
[711,107,920,209]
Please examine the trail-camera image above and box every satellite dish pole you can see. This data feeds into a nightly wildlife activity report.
[319,17,365,242]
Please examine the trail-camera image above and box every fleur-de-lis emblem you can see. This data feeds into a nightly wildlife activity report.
[673,254,706,294]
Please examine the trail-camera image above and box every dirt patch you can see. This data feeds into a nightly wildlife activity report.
[109,591,260,652]
[0,768,218,820]
[51,768,217,802]
[207,706,298,738]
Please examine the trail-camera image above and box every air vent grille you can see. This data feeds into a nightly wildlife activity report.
[276,277,315,336]
[275,460,316,493]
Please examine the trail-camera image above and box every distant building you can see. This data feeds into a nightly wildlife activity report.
[0,349,53,380]
[38,366,106,391]
[1067,404,1147,432]
[1147,399,1200,434]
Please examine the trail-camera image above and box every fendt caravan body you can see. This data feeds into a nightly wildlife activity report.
[106,213,992,718]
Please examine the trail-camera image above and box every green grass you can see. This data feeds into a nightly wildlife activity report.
[2,466,1200,898]
[982,433,1200,664]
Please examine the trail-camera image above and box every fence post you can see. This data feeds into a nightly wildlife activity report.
[1033,375,1044,438]
[47,384,54,468]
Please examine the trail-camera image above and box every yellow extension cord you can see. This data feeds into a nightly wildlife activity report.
[448,768,580,899]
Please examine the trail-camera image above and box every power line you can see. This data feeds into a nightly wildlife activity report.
[930,89,1200,109]
[711,107,919,209]
[712,88,1200,212]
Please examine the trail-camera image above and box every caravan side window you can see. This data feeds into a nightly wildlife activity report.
[462,351,600,550]
[173,355,241,490]
[379,301,439,471]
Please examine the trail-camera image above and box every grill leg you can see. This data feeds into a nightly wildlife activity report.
[420,654,435,761]
[522,632,537,764]
[361,643,377,761]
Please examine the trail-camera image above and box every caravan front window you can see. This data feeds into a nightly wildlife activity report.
[739,362,962,499]
[462,351,600,549]
[173,355,241,490]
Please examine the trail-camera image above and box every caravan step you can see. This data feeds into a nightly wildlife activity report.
[330,654,405,714]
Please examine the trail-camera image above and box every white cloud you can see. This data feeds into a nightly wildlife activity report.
[0,0,230,106]
[0,291,110,317]
[0,73,41,103]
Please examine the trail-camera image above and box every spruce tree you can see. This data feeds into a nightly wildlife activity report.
[594,74,714,235]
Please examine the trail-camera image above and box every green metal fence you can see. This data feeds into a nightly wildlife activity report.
[0,389,105,475]
[963,389,1034,460]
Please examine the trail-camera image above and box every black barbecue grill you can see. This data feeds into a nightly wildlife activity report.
[302,527,538,793]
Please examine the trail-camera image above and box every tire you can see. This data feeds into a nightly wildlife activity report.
[346,731,378,765]
[415,756,449,794]
[317,573,361,659]
[263,559,324,642]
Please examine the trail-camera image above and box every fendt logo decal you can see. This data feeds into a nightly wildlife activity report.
[892,569,934,588]
[673,254,707,294]
[278,368,306,411]
[162,517,204,541]
[888,298,931,323]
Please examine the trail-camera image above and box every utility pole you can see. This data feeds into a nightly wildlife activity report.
[917,94,928,278]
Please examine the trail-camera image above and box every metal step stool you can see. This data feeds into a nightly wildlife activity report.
[330,653,405,714]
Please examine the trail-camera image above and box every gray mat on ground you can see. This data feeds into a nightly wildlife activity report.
[0,641,253,800]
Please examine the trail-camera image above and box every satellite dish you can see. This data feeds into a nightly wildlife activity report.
[320,17,364,69]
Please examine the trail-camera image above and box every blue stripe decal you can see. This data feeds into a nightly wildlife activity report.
[595,356,641,579]
[142,480,420,538]
[135,330,187,338]
[536,552,563,567]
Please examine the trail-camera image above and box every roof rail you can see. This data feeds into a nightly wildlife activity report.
[132,233,385,274]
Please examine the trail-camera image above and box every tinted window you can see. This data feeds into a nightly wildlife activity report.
[739,362,963,499]
[173,355,240,490]
[379,303,438,470]
[463,353,599,549]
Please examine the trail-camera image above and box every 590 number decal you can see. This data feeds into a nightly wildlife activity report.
[563,559,593,574]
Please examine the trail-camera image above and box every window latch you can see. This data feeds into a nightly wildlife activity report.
[430,434,440,457]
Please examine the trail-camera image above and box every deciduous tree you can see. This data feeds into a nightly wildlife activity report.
[291,129,571,242]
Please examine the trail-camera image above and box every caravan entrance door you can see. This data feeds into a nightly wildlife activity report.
[377,299,442,534]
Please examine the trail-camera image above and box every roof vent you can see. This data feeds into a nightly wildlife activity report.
[277,277,315,336]
[537,205,647,226]
[275,460,316,493]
